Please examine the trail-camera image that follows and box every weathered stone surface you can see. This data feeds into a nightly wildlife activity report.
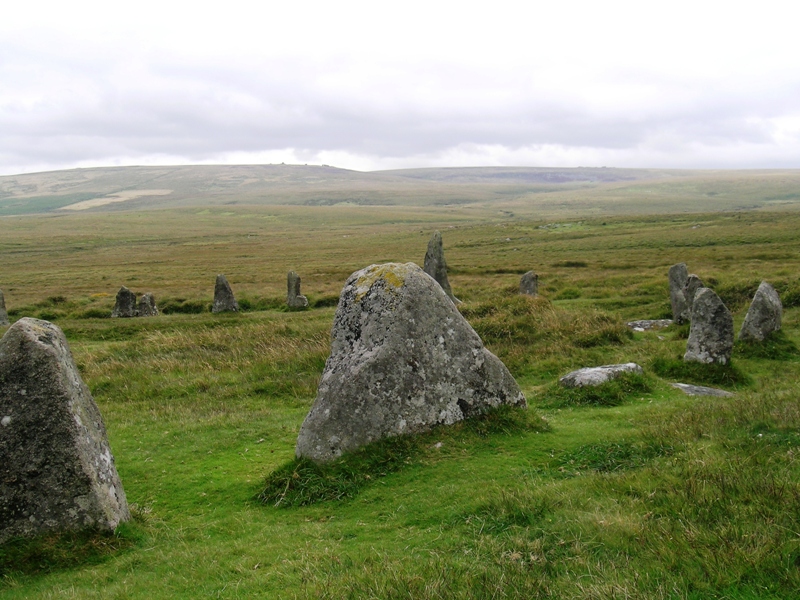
[296,263,525,463]
[111,286,137,318]
[683,274,704,317]
[739,281,782,342]
[520,271,538,296]
[287,271,309,309]
[423,231,460,304]
[671,383,733,397]
[212,275,238,313]
[559,363,643,388]
[0,318,129,543]
[626,319,673,331]
[137,293,159,317]
[0,289,8,327]
[669,263,689,324]
[684,288,734,364]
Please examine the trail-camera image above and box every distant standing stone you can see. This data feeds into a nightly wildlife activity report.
[0,289,8,326]
[423,231,460,304]
[0,318,130,543]
[684,288,734,364]
[559,363,643,388]
[739,281,782,342]
[295,263,525,463]
[137,293,159,317]
[287,271,309,309]
[212,275,239,313]
[111,286,137,318]
[520,271,539,296]
[683,274,704,317]
[668,263,689,324]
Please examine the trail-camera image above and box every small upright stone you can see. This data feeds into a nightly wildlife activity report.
[739,281,782,342]
[423,231,460,304]
[111,286,137,318]
[684,288,734,364]
[520,271,538,296]
[212,275,238,313]
[683,274,704,317]
[287,271,309,309]
[0,289,9,326]
[668,263,689,324]
[137,293,159,317]
[0,318,130,542]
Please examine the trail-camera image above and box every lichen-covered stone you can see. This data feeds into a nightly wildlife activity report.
[0,318,129,543]
[111,286,137,318]
[739,281,782,342]
[520,271,538,296]
[287,271,309,309]
[669,263,689,324]
[137,293,159,317]
[212,275,238,313]
[626,319,672,331]
[423,231,460,304]
[671,383,733,397]
[559,363,643,387]
[295,263,525,463]
[684,288,734,364]
[0,289,8,327]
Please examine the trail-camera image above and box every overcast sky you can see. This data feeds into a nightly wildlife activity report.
[2,0,799,175]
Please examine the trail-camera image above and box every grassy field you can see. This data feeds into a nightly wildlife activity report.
[1,199,800,598]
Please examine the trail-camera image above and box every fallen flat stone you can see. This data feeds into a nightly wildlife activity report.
[0,289,8,326]
[0,318,130,543]
[111,286,137,318]
[212,274,239,313]
[684,288,734,364]
[559,363,643,388]
[520,271,538,296]
[626,319,673,331]
[669,263,689,324]
[739,281,782,342]
[287,271,309,309]
[423,230,460,304]
[137,293,159,317]
[295,263,525,463]
[671,383,733,397]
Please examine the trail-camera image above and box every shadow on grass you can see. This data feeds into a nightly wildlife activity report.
[535,372,653,408]
[734,330,800,361]
[258,406,549,508]
[652,357,751,388]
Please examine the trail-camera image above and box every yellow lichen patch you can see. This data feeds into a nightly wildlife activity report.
[354,263,416,301]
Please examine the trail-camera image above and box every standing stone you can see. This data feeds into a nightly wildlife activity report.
[111,286,137,318]
[684,288,734,364]
[295,263,526,463]
[423,231,460,304]
[0,318,130,543]
[739,281,782,342]
[137,293,159,317]
[0,289,8,326]
[669,263,689,324]
[287,271,309,309]
[212,275,238,313]
[683,274,704,317]
[520,271,539,296]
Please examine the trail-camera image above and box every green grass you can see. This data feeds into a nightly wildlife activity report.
[536,371,654,407]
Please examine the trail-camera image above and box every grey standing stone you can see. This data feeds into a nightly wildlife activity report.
[684,288,734,364]
[683,274,704,318]
[212,275,238,313]
[287,271,309,309]
[423,231,460,304]
[111,286,137,318]
[0,289,8,326]
[137,293,159,317]
[669,263,689,324]
[0,318,130,543]
[559,363,643,388]
[739,281,782,342]
[295,263,525,463]
[520,271,538,296]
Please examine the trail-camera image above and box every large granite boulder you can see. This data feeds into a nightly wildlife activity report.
[0,318,130,543]
[520,271,538,296]
[559,363,643,388]
[668,263,689,324]
[295,263,525,463]
[111,286,137,318]
[684,288,734,364]
[739,281,782,342]
[287,271,309,309]
[212,274,239,313]
[0,289,8,326]
[137,293,158,317]
[423,231,460,304]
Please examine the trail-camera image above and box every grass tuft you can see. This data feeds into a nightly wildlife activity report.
[536,371,653,407]
[652,356,751,388]
[734,330,800,360]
